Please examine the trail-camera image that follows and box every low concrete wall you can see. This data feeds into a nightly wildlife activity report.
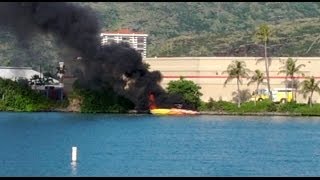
[144,57,320,103]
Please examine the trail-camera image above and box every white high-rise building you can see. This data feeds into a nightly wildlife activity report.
[100,28,148,58]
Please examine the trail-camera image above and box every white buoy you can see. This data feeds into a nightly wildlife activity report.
[72,146,77,162]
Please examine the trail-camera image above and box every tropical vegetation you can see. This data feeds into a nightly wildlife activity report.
[278,57,306,101]
[247,69,266,106]
[69,80,135,113]
[0,77,58,111]
[255,24,272,100]
[166,77,202,110]
[199,99,320,116]
[0,77,134,113]
[223,60,250,108]
[299,76,320,107]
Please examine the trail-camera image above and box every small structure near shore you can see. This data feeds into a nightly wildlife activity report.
[0,66,64,101]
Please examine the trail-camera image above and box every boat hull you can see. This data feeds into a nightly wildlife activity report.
[150,108,199,115]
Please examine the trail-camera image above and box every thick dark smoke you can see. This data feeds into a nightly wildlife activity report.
[0,2,188,110]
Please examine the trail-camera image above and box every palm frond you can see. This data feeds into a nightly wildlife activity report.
[224,60,250,87]
[278,70,287,75]
[224,77,234,86]
[296,64,306,69]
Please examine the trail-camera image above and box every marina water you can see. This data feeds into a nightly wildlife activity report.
[0,112,320,176]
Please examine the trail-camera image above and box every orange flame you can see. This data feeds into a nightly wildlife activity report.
[148,93,157,110]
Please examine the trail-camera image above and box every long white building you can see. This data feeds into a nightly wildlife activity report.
[0,67,47,81]
[100,28,148,58]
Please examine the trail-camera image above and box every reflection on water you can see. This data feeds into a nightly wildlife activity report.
[70,162,77,176]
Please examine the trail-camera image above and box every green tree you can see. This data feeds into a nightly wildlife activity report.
[166,77,202,109]
[223,60,250,108]
[299,76,320,107]
[278,57,305,101]
[72,80,135,113]
[0,77,54,111]
[255,23,272,101]
[247,69,266,106]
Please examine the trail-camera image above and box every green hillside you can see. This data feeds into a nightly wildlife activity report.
[1,2,320,71]
[153,18,320,57]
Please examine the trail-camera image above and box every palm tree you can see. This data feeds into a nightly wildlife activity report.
[232,89,251,104]
[278,57,305,101]
[300,76,320,107]
[247,69,266,106]
[255,24,272,101]
[223,60,250,108]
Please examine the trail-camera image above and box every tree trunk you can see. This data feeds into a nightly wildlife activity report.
[285,75,288,101]
[255,83,260,106]
[291,76,295,102]
[264,41,272,101]
[237,78,241,108]
[309,91,314,107]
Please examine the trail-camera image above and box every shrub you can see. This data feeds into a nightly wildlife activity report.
[277,102,302,112]
[73,87,134,113]
[167,77,202,110]
[0,78,54,112]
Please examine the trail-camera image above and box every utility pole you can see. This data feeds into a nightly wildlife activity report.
[39,64,42,81]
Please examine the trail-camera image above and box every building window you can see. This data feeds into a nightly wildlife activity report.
[137,44,144,48]
[107,39,116,43]
[100,30,147,57]
[122,37,130,42]
[137,37,144,43]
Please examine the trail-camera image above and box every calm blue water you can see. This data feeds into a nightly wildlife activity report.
[0,112,320,176]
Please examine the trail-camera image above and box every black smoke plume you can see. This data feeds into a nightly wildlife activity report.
[0,2,188,110]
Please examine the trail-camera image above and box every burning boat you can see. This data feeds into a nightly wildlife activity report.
[148,93,200,115]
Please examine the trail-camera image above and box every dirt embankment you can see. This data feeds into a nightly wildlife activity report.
[66,98,82,112]
[52,97,82,113]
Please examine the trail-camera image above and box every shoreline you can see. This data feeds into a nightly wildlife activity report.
[2,109,318,117]
[199,111,304,116]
